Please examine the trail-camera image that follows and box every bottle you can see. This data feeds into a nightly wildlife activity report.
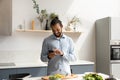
[32,20,35,30]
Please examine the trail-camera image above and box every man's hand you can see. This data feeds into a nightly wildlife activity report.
[48,49,64,59]
[48,52,56,59]
[53,49,64,56]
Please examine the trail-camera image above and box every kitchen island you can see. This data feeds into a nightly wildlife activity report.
[22,73,111,80]
[0,60,94,80]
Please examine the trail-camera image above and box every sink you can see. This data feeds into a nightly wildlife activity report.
[0,63,15,66]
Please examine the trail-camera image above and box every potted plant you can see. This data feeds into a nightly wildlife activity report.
[66,16,81,32]
[37,9,48,29]
[32,0,59,30]
[49,13,59,20]
[32,0,48,29]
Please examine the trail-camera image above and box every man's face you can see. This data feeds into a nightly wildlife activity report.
[51,23,62,37]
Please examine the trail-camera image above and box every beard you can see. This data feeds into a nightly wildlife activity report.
[54,32,62,37]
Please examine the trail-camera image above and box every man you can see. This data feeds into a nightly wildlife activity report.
[41,18,76,75]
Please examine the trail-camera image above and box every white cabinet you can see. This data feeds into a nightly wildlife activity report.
[95,17,120,76]
[96,17,120,40]
[111,18,120,40]
[0,0,12,35]
[111,63,120,78]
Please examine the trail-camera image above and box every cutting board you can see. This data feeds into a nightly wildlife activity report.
[41,74,78,80]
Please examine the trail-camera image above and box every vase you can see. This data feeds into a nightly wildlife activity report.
[45,20,49,30]
[39,19,46,30]
[65,24,74,31]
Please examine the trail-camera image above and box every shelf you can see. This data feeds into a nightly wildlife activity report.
[15,29,81,41]
[16,29,52,32]
[16,29,81,34]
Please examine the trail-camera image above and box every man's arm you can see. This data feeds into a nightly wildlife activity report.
[41,39,49,62]
[54,38,76,62]
[63,38,76,61]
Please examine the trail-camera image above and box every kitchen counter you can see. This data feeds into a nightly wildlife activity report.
[22,73,111,80]
[0,60,94,69]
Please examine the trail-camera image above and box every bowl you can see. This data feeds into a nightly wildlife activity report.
[49,77,61,80]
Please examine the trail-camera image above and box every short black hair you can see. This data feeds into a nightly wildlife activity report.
[50,17,63,27]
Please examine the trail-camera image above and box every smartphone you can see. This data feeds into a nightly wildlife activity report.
[49,50,54,53]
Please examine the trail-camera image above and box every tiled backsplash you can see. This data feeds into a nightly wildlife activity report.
[0,50,41,63]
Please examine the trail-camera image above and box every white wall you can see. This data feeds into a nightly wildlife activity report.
[0,0,120,63]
